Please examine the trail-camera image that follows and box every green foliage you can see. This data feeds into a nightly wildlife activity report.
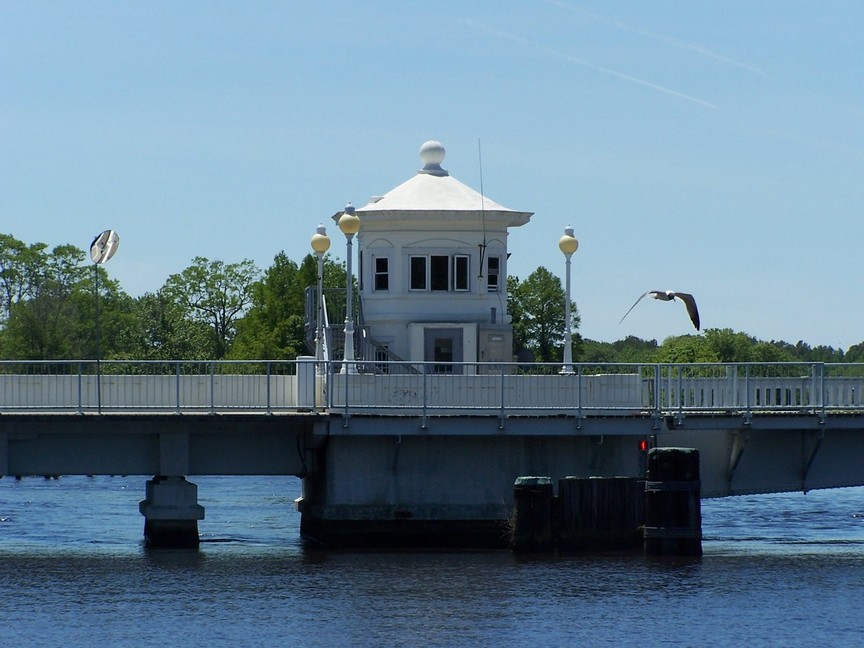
[651,335,719,363]
[0,233,44,321]
[115,290,212,360]
[1,234,863,365]
[0,238,108,359]
[846,342,864,363]
[508,267,580,362]
[580,336,658,363]
[228,252,345,360]
[2,283,78,358]
[162,256,261,359]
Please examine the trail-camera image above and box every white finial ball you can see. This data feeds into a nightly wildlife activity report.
[419,140,445,166]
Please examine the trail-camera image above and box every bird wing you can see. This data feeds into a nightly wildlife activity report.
[618,291,652,324]
[673,292,700,330]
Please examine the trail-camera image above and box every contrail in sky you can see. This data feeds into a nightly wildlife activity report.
[544,0,864,120]
[544,0,771,78]
[461,19,720,110]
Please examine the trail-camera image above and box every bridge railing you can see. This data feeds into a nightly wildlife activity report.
[653,362,864,417]
[0,360,303,413]
[1,360,862,416]
[326,362,652,417]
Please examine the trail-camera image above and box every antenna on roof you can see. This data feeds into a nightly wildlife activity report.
[478,138,487,279]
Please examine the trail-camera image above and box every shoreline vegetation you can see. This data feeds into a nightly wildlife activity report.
[1,233,862,364]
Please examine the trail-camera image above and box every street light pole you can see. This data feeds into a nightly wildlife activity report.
[310,223,331,373]
[89,229,120,412]
[558,225,579,375]
[338,203,360,374]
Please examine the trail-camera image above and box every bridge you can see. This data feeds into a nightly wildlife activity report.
[2,359,863,547]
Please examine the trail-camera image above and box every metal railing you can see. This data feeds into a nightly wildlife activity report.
[1,360,862,417]
[0,360,302,414]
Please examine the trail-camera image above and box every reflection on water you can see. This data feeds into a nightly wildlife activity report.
[2,476,864,647]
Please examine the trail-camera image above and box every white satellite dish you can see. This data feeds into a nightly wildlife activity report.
[90,230,120,264]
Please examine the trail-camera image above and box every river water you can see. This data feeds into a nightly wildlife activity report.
[1,475,863,647]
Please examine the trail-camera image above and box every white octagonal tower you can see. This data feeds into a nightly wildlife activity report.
[336,141,532,372]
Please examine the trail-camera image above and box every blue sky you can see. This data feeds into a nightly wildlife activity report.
[2,1,863,349]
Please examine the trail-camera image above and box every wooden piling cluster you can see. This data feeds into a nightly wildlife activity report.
[511,448,702,556]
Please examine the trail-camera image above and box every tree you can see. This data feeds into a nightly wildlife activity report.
[71,267,137,360]
[846,342,864,363]
[163,257,260,359]
[652,335,718,363]
[0,234,36,321]
[116,290,213,360]
[702,328,759,362]
[752,341,796,363]
[230,252,345,360]
[0,236,85,323]
[0,243,105,360]
[2,282,79,358]
[580,336,661,363]
[508,267,580,363]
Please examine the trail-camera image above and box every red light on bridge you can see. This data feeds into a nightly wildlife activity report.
[639,439,649,452]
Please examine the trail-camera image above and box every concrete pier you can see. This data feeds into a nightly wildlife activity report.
[139,476,205,548]
[297,430,645,549]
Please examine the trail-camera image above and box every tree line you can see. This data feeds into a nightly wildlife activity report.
[1,233,862,364]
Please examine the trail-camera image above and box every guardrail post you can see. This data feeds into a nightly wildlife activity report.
[175,361,181,413]
[77,362,83,414]
[666,368,672,414]
[210,361,215,414]
[576,365,583,428]
[730,364,738,411]
[817,363,826,423]
[744,364,751,423]
[342,360,350,427]
[420,362,428,430]
[498,365,506,430]
[266,361,272,413]
[809,362,817,414]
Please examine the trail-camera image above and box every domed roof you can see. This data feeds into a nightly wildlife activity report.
[355,141,532,225]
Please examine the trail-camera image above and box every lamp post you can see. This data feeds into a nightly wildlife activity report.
[310,223,331,372]
[558,225,579,375]
[89,229,120,412]
[338,203,360,374]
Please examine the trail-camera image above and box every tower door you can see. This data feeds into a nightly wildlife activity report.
[424,328,463,374]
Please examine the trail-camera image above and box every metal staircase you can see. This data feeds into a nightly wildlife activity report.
[305,286,418,374]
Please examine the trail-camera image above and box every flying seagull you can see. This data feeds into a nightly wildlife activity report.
[619,290,701,330]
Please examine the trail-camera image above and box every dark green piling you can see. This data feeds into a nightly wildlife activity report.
[643,447,702,556]
[558,476,645,552]
[510,476,554,552]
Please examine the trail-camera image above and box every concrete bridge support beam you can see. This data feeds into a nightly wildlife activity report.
[138,476,205,548]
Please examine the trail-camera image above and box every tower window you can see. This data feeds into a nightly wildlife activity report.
[410,254,472,292]
[374,257,389,291]
[487,256,500,292]
[410,256,427,290]
[430,255,449,291]
[454,255,469,291]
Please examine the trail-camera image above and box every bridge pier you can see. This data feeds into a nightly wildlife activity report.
[298,428,646,549]
[138,476,205,548]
